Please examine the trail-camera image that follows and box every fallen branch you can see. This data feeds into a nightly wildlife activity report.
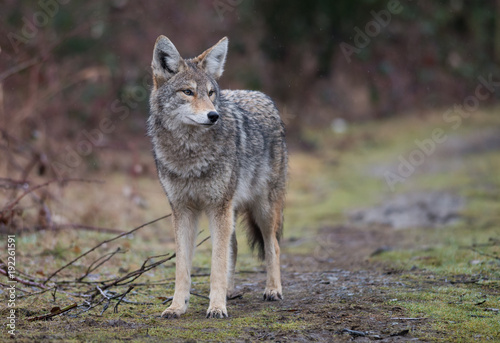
[26,303,77,321]
[44,214,171,284]
[17,214,212,318]
[113,286,134,313]
[67,235,210,316]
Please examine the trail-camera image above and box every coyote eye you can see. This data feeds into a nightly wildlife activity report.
[208,90,215,97]
[182,89,194,96]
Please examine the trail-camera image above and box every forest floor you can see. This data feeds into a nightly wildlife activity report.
[1,109,499,342]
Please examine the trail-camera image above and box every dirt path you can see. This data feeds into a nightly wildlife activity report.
[223,269,422,342]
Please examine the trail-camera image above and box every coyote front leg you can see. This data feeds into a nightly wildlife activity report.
[206,204,234,318]
[162,208,199,319]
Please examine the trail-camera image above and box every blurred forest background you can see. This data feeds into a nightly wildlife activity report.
[2,0,500,145]
[1,0,500,223]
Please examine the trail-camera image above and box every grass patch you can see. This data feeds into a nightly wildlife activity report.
[389,285,500,342]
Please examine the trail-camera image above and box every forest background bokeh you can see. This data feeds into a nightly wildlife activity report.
[1,0,499,176]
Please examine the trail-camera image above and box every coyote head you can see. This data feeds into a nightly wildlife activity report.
[150,36,228,127]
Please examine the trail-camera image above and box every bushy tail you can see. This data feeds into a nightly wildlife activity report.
[245,211,283,261]
[245,213,265,260]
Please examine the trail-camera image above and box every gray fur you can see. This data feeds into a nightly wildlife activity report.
[147,36,287,319]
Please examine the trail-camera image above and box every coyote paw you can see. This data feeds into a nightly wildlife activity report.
[263,288,283,301]
[161,306,185,319]
[206,306,228,319]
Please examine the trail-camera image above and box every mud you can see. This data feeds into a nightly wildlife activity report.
[228,268,424,342]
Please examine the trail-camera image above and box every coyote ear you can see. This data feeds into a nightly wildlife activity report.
[151,35,186,86]
[195,37,228,79]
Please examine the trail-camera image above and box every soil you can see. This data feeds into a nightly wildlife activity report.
[227,269,421,342]
[11,220,433,342]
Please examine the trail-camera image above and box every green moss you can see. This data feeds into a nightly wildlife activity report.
[388,286,500,342]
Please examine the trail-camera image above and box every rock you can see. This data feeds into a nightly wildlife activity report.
[349,191,464,229]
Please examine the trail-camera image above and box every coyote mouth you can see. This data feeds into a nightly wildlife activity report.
[188,118,216,127]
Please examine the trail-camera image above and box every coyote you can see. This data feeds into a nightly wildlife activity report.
[147,36,287,319]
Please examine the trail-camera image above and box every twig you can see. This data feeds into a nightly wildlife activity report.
[0,267,47,289]
[190,291,209,300]
[0,178,28,189]
[75,235,210,316]
[51,287,57,302]
[117,299,153,305]
[14,267,44,282]
[43,214,171,284]
[96,286,111,299]
[161,296,173,305]
[37,224,125,235]
[77,247,124,282]
[17,286,56,299]
[94,236,209,293]
[100,301,111,316]
[0,58,40,81]
[95,286,113,315]
[95,254,175,292]
[26,303,77,321]
[449,278,480,285]
[74,297,107,316]
[114,286,134,313]
[17,153,41,193]
[227,292,244,300]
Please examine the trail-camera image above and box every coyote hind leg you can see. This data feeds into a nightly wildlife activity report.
[252,200,283,301]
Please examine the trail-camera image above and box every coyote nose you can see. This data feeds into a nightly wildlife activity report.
[207,111,219,123]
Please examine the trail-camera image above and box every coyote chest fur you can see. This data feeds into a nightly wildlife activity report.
[147,36,287,319]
